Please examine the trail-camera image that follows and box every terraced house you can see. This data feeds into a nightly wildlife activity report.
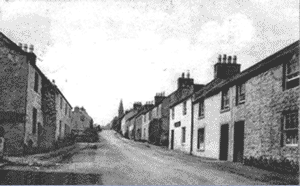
[192,41,299,163]
[169,72,204,153]
[0,32,72,155]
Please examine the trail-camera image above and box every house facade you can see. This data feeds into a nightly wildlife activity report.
[192,41,299,163]
[169,72,204,153]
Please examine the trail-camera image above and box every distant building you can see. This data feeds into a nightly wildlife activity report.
[71,106,92,134]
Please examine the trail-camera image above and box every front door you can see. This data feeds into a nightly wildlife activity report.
[171,130,174,150]
[233,121,245,163]
[219,124,229,160]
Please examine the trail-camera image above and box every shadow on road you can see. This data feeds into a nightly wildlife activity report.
[0,169,103,185]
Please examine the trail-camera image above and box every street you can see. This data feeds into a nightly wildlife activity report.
[0,130,297,185]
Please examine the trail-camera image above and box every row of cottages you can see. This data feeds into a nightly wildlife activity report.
[71,106,93,134]
[0,32,73,156]
[171,40,299,162]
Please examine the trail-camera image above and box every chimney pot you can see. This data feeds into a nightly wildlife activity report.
[52,79,55,84]
[29,44,34,53]
[187,70,190,79]
[233,55,237,64]
[228,56,232,64]
[18,43,22,48]
[218,54,222,63]
[223,54,227,63]
[182,72,185,78]
[23,44,28,52]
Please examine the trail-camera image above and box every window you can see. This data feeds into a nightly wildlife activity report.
[149,111,152,120]
[60,97,63,109]
[183,101,187,115]
[157,106,159,117]
[285,54,299,89]
[144,128,146,138]
[198,100,204,118]
[197,128,205,150]
[283,111,298,146]
[171,107,175,120]
[69,109,71,118]
[34,72,39,93]
[65,103,67,115]
[221,89,230,110]
[182,127,186,143]
[236,83,246,105]
[32,107,37,134]
[59,120,62,138]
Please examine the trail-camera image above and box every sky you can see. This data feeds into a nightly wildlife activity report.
[0,0,299,126]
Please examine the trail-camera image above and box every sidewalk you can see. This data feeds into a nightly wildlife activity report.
[3,143,90,167]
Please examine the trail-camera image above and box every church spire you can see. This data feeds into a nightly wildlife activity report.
[118,99,124,117]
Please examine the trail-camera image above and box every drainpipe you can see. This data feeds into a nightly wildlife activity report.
[190,97,194,155]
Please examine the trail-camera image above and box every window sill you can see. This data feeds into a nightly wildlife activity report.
[198,116,205,120]
[237,100,245,105]
[197,149,205,152]
[220,108,230,113]
[285,144,298,147]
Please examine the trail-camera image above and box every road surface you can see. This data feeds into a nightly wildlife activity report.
[52,130,264,185]
[1,130,295,185]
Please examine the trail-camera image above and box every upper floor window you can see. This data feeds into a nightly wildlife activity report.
[171,107,175,120]
[183,101,187,115]
[34,72,39,93]
[221,89,230,110]
[65,103,68,115]
[60,97,63,110]
[236,83,246,105]
[283,110,298,146]
[285,53,299,89]
[198,100,204,118]
[149,111,152,121]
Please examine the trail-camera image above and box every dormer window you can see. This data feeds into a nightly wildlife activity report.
[285,53,299,89]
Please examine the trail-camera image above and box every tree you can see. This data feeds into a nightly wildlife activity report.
[89,119,94,129]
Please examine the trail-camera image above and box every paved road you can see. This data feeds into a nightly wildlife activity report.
[45,130,265,185]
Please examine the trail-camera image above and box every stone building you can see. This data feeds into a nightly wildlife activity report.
[169,72,204,153]
[71,106,92,134]
[192,41,299,163]
[120,102,142,136]
[54,84,72,140]
[0,32,65,155]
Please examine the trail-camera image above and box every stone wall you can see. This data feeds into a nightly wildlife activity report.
[0,36,28,155]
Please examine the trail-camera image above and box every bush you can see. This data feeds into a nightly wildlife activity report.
[243,156,299,174]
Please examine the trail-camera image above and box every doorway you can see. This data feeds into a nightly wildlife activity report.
[219,124,229,160]
[170,130,174,150]
[233,121,245,163]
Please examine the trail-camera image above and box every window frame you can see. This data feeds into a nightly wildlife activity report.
[197,127,205,151]
[171,107,175,120]
[284,53,299,90]
[183,101,187,115]
[283,110,299,147]
[198,100,204,118]
[34,72,39,93]
[181,127,186,143]
[221,89,230,110]
[236,83,246,105]
[32,107,37,134]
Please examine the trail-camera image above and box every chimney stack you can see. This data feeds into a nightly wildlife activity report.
[182,72,185,78]
[18,43,22,49]
[23,44,28,52]
[187,70,190,79]
[218,54,222,63]
[233,55,237,64]
[228,56,232,64]
[222,54,227,63]
[29,44,34,53]
[52,79,55,84]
